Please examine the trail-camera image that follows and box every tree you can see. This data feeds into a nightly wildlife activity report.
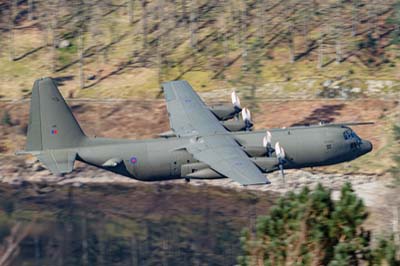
[334,1,344,64]
[140,0,148,50]
[352,0,361,37]
[189,0,197,49]
[128,0,135,25]
[388,0,400,54]
[8,0,16,62]
[1,110,12,126]
[76,0,90,89]
[48,0,59,72]
[28,0,35,21]
[239,183,399,266]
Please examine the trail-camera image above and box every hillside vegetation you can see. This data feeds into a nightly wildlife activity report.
[0,0,400,99]
[240,183,399,265]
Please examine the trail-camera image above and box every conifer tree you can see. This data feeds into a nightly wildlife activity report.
[239,183,399,266]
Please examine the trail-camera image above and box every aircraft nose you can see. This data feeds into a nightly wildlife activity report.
[361,140,373,154]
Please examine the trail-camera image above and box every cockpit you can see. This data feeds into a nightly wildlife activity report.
[343,128,363,149]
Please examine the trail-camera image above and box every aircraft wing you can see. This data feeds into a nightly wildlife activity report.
[162,80,270,185]
[185,135,270,185]
[162,80,227,137]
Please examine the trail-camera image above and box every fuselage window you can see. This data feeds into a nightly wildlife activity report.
[351,142,360,149]
[343,130,350,140]
[343,129,361,142]
[326,144,332,150]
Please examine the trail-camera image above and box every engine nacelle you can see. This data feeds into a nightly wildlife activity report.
[242,146,267,157]
[221,120,248,131]
[209,105,240,121]
[251,157,279,173]
[181,162,222,179]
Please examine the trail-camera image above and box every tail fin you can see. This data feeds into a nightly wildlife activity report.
[17,77,86,175]
[26,77,86,151]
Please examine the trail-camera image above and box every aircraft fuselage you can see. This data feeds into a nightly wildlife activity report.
[76,125,372,182]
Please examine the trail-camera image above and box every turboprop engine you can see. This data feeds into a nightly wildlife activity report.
[209,91,242,120]
[221,107,253,131]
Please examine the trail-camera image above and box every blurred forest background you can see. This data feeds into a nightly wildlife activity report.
[0,0,399,99]
[0,1,400,265]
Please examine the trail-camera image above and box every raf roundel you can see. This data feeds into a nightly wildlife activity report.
[130,157,138,164]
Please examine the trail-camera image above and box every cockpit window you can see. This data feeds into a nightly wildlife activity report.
[343,129,362,143]
[343,129,351,140]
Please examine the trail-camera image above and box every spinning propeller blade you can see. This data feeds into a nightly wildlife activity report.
[231,91,241,110]
[275,142,286,183]
[263,131,273,157]
[241,108,253,131]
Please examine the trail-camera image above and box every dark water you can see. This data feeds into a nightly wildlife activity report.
[0,183,276,266]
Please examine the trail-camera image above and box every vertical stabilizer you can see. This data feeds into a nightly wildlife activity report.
[26,77,86,151]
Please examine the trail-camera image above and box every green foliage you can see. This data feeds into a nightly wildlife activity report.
[370,236,398,266]
[58,43,78,65]
[1,110,12,126]
[390,124,400,183]
[239,183,399,266]
[387,1,400,45]
[0,222,11,242]
[1,199,15,216]
[394,124,400,142]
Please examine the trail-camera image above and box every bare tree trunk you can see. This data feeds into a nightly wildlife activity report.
[157,0,164,85]
[140,0,148,50]
[302,1,311,44]
[81,215,88,266]
[318,35,323,69]
[288,20,294,64]
[286,0,295,64]
[38,1,49,48]
[181,0,187,23]
[130,237,138,266]
[241,1,247,69]
[0,17,3,58]
[29,0,34,20]
[335,3,343,64]
[51,25,56,72]
[79,28,84,89]
[90,2,102,76]
[189,0,197,49]
[261,0,269,38]
[128,0,134,25]
[8,0,16,62]
[34,235,40,266]
[351,0,359,37]
[222,1,228,68]
[335,39,342,64]
[393,206,399,250]
[367,0,374,35]
[50,0,58,72]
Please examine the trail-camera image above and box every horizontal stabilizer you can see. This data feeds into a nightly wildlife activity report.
[36,150,76,175]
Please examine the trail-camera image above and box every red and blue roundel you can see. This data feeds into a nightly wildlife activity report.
[51,129,58,135]
[130,157,138,164]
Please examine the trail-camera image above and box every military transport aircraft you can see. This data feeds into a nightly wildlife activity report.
[17,78,373,185]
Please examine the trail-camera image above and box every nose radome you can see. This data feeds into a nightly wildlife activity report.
[362,140,373,154]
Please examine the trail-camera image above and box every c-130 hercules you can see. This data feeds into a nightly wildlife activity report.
[17,78,372,185]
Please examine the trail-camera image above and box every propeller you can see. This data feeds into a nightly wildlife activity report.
[231,91,241,110]
[241,107,253,131]
[262,131,273,157]
[275,142,286,183]
[231,91,242,120]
